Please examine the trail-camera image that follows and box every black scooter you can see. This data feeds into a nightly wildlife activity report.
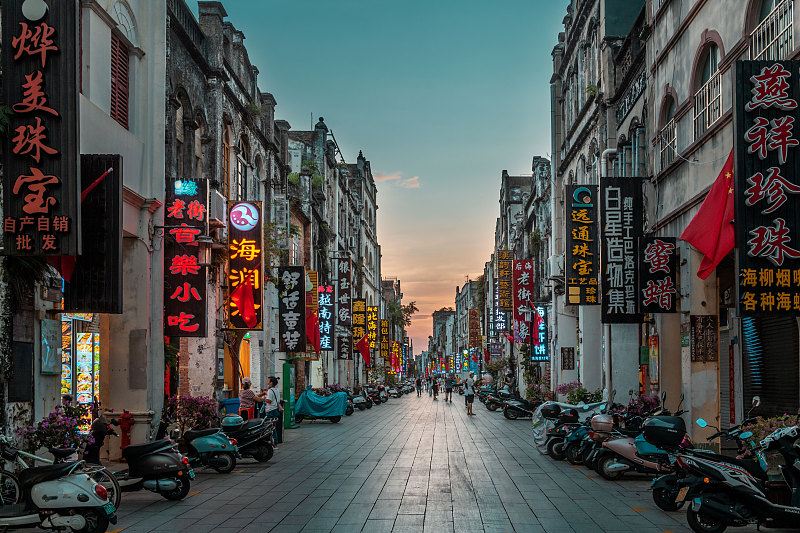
[221,414,274,462]
[107,413,194,500]
[503,397,539,420]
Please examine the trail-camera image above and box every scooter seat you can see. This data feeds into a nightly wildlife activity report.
[693,451,768,481]
[183,428,219,442]
[122,439,172,461]
[18,463,77,489]
[48,447,77,461]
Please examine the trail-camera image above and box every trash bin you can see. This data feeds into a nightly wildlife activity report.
[219,398,240,415]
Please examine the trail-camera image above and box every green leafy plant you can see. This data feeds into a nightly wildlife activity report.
[301,159,318,173]
[287,172,300,186]
[485,357,507,379]
[311,174,324,188]
[245,101,262,116]
[586,84,599,96]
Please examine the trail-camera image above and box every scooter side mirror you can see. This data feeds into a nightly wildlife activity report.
[583,404,592,410]
[696,418,708,428]
[169,428,180,440]
[752,396,761,408]
[739,431,754,439]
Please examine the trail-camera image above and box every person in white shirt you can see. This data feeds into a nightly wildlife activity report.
[264,376,282,447]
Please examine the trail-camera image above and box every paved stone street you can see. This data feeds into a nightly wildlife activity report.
[109,394,727,533]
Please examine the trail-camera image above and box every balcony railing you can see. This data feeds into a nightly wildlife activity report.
[660,118,677,170]
[694,71,722,140]
[751,0,793,61]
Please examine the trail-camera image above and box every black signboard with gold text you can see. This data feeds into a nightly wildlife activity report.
[735,60,800,314]
[565,185,599,305]
[2,0,80,255]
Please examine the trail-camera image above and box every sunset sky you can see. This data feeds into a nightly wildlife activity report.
[193,0,568,353]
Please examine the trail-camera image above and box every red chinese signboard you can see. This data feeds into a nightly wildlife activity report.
[164,179,207,337]
[2,1,80,255]
[639,236,678,313]
[735,61,800,314]
[227,202,263,330]
[468,308,480,347]
[512,259,534,343]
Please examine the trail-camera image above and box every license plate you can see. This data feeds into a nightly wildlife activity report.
[675,486,689,502]
[102,502,116,516]
[187,469,195,480]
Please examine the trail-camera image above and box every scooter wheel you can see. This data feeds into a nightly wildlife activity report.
[565,444,583,465]
[365,402,372,409]
[329,416,341,423]
[686,506,727,533]
[487,402,499,412]
[211,452,236,474]
[295,414,305,422]
[254,444,273,463]
[357,404,365,411]
[346,406,354,416]
[547,438,566,461]
[161,476,190,501]
[503,409,518,420]
[653,486,684,512]
[74,508,109,533]
[597,454,624,481]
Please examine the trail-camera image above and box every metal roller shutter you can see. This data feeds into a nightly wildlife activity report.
[741,316,799,418]
[719,329,731,431]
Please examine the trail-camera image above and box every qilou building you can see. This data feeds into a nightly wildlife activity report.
[531,0,800,445]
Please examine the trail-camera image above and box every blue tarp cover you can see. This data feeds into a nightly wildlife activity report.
[295,390,347,417]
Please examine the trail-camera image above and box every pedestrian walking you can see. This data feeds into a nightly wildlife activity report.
[464,372,476,416]
[415,376,422,397]
[428,377,433,396]
[445,374,454,402]
[432,376,439,400]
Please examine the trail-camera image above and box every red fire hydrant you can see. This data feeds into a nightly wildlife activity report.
[118,410,135,451]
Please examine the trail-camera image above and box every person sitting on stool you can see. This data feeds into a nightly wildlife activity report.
[239,377,266,419]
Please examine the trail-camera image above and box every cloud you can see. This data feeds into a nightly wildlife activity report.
[397,176,420,189]
[374,171,421,189]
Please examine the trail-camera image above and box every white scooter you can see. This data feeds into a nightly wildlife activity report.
[0,460,115,532]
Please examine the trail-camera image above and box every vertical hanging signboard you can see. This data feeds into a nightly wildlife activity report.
[496,250,513,314]
[2,0,80,255]
[227,201,263,330]
[468,308,480,347]
[639,236,678,313]
[164,178,207,337]
[352,298,367,363]
[565,185,599,305]
[366,305,378,352]
[380,319,390,360]
[318,284,334,352]
[532,304,549,362]
[278,266,305,352]
[734,60,800,314]
[600,179,643,323]
[336,258,352,358]
[511,260,534,342]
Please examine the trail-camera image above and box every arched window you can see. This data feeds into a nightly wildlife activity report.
[175,102,184,177]
[221,126,231,197]
[236,136,249,201]
[660,96,677,169]
[693,42,722,139]
[750,0,792,61]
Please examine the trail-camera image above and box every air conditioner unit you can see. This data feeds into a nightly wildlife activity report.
[549,254,564,276]
[209,189,226,227]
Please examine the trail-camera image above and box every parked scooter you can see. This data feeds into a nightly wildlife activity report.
[177,427,237,473]
[220,414,274,462]
[503,397,539,420]
[0,435,116,532]
[109,413,193,500]
[378,385,389,403]
[352,391,369,411]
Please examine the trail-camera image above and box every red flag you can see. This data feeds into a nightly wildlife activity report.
[484,347,490,364]
[230,276,258,329]
[356,334,370,367]
[503,332,515,343]
[306,309,320,355]
[472,351,478,363]
[679,149,735,280]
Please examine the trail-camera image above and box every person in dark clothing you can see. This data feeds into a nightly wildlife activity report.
[432,376,439,400]
[415,376,422,396]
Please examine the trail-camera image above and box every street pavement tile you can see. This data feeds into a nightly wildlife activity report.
[97,395,768,533]
[362,519,395,532]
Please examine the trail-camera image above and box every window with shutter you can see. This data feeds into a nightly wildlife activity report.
[110,34,129,129]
